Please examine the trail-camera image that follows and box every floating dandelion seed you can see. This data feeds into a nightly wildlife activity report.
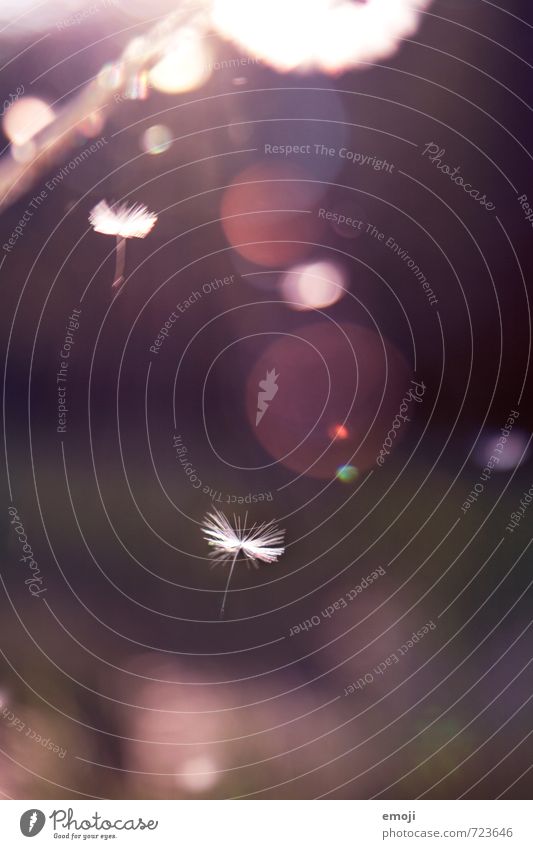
[89,200,157,293]
[202,509,285,618]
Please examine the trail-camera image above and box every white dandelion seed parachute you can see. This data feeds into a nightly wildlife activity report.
[89,200,157,239]
[202,509,286,617]
[89,199,158,291]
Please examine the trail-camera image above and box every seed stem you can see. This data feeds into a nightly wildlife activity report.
[219,548,239,619]
[112,235,126,291]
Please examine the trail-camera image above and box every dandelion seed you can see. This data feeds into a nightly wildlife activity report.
[202,509,285,618]
[89,199,157,293]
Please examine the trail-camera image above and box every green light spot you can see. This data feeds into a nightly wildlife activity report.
[336,464,358,483]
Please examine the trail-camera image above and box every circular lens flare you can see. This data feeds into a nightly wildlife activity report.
[474,428,529,471]
[220,162,325,268]
[141,124,173,155]
[336,464,358,483]
[246,322,410,479]
[329,423,349,440]
[149,28,212,93]
[281,259,346,310]
[3,97,54,146]
[176,756,219,793]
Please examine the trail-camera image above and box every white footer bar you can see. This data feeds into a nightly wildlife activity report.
[0,800,530,848]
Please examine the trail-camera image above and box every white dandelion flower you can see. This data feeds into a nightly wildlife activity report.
[202,509,285,617]
[89,199,158,292]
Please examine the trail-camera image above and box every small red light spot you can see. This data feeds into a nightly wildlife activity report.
[328,424,349,440]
